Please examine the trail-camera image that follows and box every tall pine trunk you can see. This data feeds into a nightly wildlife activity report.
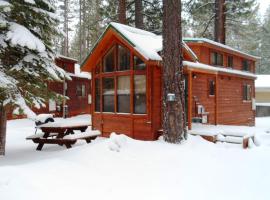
[135,0,144,29]
[0,104,7,156]
[162,0,187,143]
[214,0,226,44]
[118,0,127,24]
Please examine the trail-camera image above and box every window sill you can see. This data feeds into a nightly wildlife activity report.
[208,95,215,98]
[243,100,252,103]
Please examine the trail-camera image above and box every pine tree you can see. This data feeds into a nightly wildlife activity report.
[118,0,127,24]
[0,0,65,155]
[57,0,76,56]
[135,0,143,29]
[69,0,103,62]
[258,6,270,74]
[184,0,258,40]
[162,0,187,143]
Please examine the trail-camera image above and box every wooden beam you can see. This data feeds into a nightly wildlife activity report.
[188,71,193,130]
[215,74,218,125]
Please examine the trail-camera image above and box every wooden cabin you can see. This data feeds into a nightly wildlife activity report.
[7,55,91,120]
[81,22,258,140]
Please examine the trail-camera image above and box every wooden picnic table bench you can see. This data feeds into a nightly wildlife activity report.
[26,123,100,151]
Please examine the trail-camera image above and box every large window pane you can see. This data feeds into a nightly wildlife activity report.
[117,76,130,113]
[103,77,115,112]
[134,56,146,70]
[95,79,100,112]
[134,75,146,114]
[103,47,115,72]
[118,45,130,71]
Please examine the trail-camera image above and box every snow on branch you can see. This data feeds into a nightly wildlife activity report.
[6,22,46,53]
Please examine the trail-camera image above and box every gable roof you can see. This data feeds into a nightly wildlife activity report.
[81,22,199,68]
[183,38,260,60]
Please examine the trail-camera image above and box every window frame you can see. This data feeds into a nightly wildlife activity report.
[243,84,252,101]
[227,55,234,68]
[210,51,223,66]
[208,79,215,97]
[242,60,251,72]
[93,43,147,115]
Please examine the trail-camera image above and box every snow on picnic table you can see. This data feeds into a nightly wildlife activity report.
[0,115,270,200]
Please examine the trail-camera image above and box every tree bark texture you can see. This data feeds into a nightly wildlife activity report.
[135,0,144,29]
[118,0,127,24]
[0,104,7,156]
[214,0,226,44]
[162,0,187,143]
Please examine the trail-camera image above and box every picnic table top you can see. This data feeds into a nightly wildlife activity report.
[37,121,91,129]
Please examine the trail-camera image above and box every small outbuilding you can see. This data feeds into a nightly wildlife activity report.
[81,22,258,140]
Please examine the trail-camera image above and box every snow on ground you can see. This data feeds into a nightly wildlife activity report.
[1,115,270,200]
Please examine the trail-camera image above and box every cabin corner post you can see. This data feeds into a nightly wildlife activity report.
[188,71,192,130]
[215,74,218,125]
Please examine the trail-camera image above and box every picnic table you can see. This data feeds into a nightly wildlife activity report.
[26,121,100,151]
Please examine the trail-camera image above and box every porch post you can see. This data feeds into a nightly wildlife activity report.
[215,74,218,125]
[188,71,192,130]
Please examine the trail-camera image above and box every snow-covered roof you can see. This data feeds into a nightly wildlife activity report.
[183,61,257,79]
[255,75,270,90]
[183,38,260,60]
[110,22,163,61]
[67,64,91,80]
[56,55,78,63]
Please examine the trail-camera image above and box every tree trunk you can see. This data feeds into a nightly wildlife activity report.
[135,0,144,29]
[162,0,187,143]
[118,0,127,24]
[0,104,7,156]
[214,0,226,44]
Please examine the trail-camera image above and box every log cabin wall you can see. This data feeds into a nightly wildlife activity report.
[191,72,216,124]
[187,43,256,73]
[217,75,255,126]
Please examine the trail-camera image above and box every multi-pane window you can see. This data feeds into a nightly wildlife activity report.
[103,47,115,72]
[94,44,147,114]
[210,52,223,66]
[134,75,146,114]
[243,84,252,101]
[118,45,130,71]
[134,56,146,70]
[209,80,215,96]
[242,60,250,71]
[227,56,233,68]
[103,77,115,112]
[117,76,130,113]
[76,84,86,97]
[95,79,100,112]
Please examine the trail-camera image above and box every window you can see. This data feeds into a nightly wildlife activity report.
[76,84,86,97]
[103,77,115,112]
[94,44,147,115]
[118,45,130,71]
[134,75,146,114]
[103,47,115,72]
[209,80,215,96]
[242,60,250,71]
[134,56,146,70]
[95,79,101,112]
[117,76,130,113]
[227,56,233,68]
[210,52,223,66]
[243,84,251,101]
